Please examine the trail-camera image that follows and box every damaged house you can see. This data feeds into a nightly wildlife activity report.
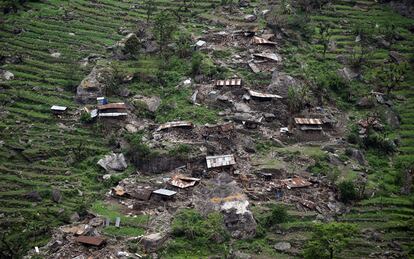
[50,105,67,115]
[251,36,277,45]
[169,174,201,189]
[294,118,323,131]
[98,103,128,118]
[156,121,194,131]
[215,78,242,87]
[206,154,236,169]
[248,89,283,101]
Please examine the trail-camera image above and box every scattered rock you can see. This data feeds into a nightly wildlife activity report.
[97,153,128,172]
[274,242,291,252]
[141,233,167,253]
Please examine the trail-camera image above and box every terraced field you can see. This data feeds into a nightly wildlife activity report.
[0,0,413,258]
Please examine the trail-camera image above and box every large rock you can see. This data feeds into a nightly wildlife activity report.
[76,64,114,104]
[356,96,375,108]
[267,72,299,98]
[25,191,42,202]
[52,189,62,203]
[97,153,128,172]
[221,200,257,239]
[244,14,257,22]
[132,95,161,113]
[0,69,14,80]
[141,233,167,253]
[385,109,400,129]
[345,148,366,165]
[337,67,358,81]
[274,242,291,252]
[110,33,141,58]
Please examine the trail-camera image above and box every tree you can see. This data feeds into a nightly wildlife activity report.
[319,22,332,58]
[287,85,311,115]
[153,10,177,56]
[304,223,358,259]
[338,181,357,203]
[377,62,408,95]
[143,0,157,23]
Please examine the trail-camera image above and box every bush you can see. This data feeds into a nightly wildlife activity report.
[79,111,94,124]
[338,181,357,203]
[264,204,288,227]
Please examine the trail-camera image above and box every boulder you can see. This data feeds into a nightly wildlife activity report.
[110,33,141,58]
[356,96,375,108]
[25,191,42,202]
[267,72,299,98]
[141,233,167,252]
[384,109,400,129]
[274,242,291,252]
[97,153,128,172]
[239,0,250,8]
[132,95,161,113]
[52,189,62,203]
[234,102,251,113]
[0,69,14,80]
[70,212,80,223]
[337,67,358,81]
[231,251,252,259]
[244,14,257,22]
[76,64,114,104]
[345,148,366,165]
[221,200,257,239]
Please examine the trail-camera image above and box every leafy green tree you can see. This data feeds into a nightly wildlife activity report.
[319,22,332,58]
[377,62,408,95]
[144,0,157,23]
[338,181,357,203]
[287,85,311,115]
[153,10,177,56]
[304,223,358,259]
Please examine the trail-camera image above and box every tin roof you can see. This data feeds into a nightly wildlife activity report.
[169,174,201,189]
[248,62,261,73]
[153,189,177,196]
[51,105,67,111]
[156,121,193,131]
[206,154,236,169]
[98,112,128,117]
[294,118,323,125]
[97,103,127,110]
[252,36,277,45]
[253,53,282,62]
[215,78,242,87]
[75,236,106,246]
[280,177,312,189]
[248,90,283,99]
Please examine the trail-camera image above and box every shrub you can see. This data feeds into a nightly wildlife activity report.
[79,111,94,124]
[264,204,288,226]
[338,181,357,203]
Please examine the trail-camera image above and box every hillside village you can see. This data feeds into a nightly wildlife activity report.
[0,0,414,258]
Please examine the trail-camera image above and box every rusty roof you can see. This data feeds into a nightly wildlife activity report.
[252,36,277,45]
[215,78,242,87]
[294,118,323,125]
[206,154,236,169]
[248,90,283,99]
[97,103,127,110]
[75,236,106,246]
[279,177,312,189]
[169,174,201,189]
[156,121,193,131]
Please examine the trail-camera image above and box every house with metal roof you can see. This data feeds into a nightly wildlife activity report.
[215,78,242,87]
[206,154,236,169]
[294,118,323,131]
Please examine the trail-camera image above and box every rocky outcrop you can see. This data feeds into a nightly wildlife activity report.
[109,33,141,59]
[221,200,257,239]
[267,71,299,98]
[76,64,114,104]
[97,153,128,172]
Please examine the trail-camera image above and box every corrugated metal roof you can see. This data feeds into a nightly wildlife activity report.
[153,189,177,196]
[215,78,242,87]
[75,236,106,246]
[252,36,277,45]
[97,103,127,110]
[51,105,67,111]
[169,174,201,189]
[280,177,312,189]
[300,125,322,131]
[248,90,283,99]
[294,118,323,125]
[156,121,193,131]
[253,53,282,62]
[248,62,260,73]
[98,112,128,117]
[206,154,236,169]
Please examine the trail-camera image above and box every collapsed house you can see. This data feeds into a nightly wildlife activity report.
[152,189,177,201]
[169,174,201,189]
[294,118,323,131]
[248,89,283,101]
[215,78,242,87]
[156,121,194,131]
[203,122,234,135]
[51,105,67,115]
[98,103,128,118]
[206,154,236,169]
[75,236,106,247]
[251,36,277,45]
[253,52,282,62]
